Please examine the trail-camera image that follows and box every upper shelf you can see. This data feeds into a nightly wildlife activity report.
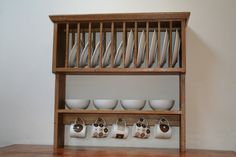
[49,12,190,23]
[50,12,189,75]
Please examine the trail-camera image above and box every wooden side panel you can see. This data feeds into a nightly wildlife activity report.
[181,20,186,70]
[65,24,69,68]
[56,24,66,68]
[179,74,186,152]
[54,74,66,148]
[52,23,58,71]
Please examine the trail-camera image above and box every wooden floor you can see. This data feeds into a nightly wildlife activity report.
[0,145,235,157]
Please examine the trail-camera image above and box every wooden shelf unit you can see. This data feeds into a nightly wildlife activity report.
[50,12,190,152]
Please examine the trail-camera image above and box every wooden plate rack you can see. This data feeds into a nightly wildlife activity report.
[49,12,190,152]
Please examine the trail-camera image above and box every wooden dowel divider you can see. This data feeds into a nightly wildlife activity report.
[76,23,80,67]
[169,21,172,68]
[122,22,126,67]
[157,21,161,67]
[65,23,69,68]
[145,22,149,67]
[103,31,106,64]
[111,22,115,67]
[99,22,103,68]
[114,28,117,55]
[88,22,92,67]
[134,22,138,67]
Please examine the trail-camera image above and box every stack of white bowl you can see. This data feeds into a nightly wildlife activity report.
[66,99,175,111]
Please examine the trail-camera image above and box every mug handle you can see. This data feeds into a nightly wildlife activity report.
[159,117,170,126]
[74,117,85,126]
[95,117,106,126]
[137,117,149,127]
[116,118,127,129]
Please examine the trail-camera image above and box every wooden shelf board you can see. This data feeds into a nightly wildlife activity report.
[53,68,185,75]
[49,12,190,23]
[61,110,180,126]
[58,109,181,115]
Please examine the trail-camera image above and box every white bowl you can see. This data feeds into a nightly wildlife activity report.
[93,99,118,110]
[149,99,175,110]
[65,99,90,109]
[120,100,146,110]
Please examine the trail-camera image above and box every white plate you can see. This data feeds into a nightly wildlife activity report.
[124,30,134,68]
[80,42,89,67]
[148,30,158,67]
[113,41,123,67]
[91,41,100,68]
[68,40,84,67]
[102,41,112,67]
[172,30,181,67]
[160,30,169,67]
[136,30,146,67]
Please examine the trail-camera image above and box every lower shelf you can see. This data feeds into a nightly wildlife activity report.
[58,109,181,115]
[58,109,181,126]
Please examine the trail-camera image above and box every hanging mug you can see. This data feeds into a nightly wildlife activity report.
[111,118,129,139]
[132,117,151,139]
[91,117,109,138]
[69,117,86,138]
[154,117,172,139]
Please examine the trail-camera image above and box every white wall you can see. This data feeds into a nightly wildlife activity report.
[0,0,236,151]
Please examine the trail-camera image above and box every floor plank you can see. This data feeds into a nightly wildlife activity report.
[0,145,235,157]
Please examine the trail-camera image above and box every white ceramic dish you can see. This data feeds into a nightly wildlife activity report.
[148,30,158,67]
[160,30,169,67]
[80,42,89,67]
[136,30,146,67]
[68,40,84,67]
[102,41,112,67]
[65,99,90,109]
[93,99,118,110]
[68,42,77,67]
[120,99,146,110]
[149,99,174,111]
[172,30,181,67]
[91,41,100,68]
[124,30,134,68]
[113,41,123,67]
